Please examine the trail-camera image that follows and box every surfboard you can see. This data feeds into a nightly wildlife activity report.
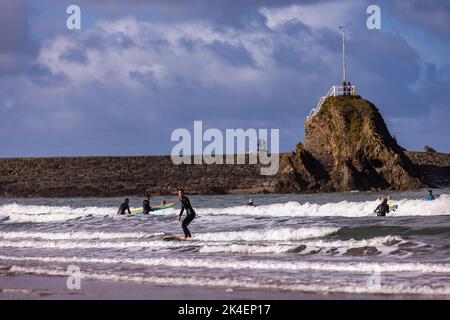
[162,234,186,241]
[368,204,398,216]
[131,202,176,214]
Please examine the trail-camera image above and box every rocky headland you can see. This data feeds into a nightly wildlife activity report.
[1,95,449,197]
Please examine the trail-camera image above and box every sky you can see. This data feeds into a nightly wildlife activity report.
[0,0,449,157]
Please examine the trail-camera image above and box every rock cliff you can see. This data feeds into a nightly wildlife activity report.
[276,95,425,192]
[1,96,449,197]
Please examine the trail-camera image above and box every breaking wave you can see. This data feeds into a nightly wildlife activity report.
[1,194,448,223]
[3,265,450,296]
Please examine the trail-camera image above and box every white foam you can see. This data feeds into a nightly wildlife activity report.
[199,194,450,217]
[2,254,450,274]
[0,204,104,223]
[195,227,339,241]
[2,194,448,222]
[303,235,402,247]
[0,202,179,223]
[0,240,179,250]
[198,236,405,255]
[199,243,295,254]
[0,231,161,240]
[5,265,450,296]
[0,233,405,256]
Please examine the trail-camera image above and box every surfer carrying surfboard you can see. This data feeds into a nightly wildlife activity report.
[373,198,389,217]
[177,189,196,240]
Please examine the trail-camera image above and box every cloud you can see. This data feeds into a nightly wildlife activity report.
[1,14,339,156]
[0,0,35,75]
[259,0,365,30]
[390,0,450,40]
[1,1,450,157]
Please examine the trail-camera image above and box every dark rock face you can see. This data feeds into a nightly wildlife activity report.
[277,95,424,192]
[406,151,450,187]
[1,96,448,198]
[275,143,332,193]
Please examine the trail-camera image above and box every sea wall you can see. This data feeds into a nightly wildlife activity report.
[0,152,448,198]
[0,155,278,197]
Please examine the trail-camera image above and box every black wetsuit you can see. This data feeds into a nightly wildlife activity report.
[117,202,131,215]
[143,199,152,214]
[179,195,196,238]
[374,203,389,217]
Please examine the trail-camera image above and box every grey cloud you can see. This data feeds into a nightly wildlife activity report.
[59,47,89,64]
[207,41,256,67]
[390,0,450,39]
[0,0,35,75]
[25,63,69,87]
[1,1,450,157]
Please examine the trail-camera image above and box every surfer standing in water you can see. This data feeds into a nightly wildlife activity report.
[178,189,196,240]
[373,198,390,216]
[426,190,435,201]
[143,194,152,214]
[117,198,131,215]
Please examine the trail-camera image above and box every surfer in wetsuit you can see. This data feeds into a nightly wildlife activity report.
[373,198,389,217]
[143,194,152,214]
[117,198,131,215]
[178,189,196,239]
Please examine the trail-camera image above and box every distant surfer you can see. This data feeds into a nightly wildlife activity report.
[117,198,131,215]
[247,199,256,207]
[177,189,196,240]
[425,190,435,201]
[373,198,389,217]
[143,194,152,214]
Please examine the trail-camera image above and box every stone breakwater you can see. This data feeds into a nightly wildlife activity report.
[405,152,450,187]
[0,152,449,198]
[0,155,278,197]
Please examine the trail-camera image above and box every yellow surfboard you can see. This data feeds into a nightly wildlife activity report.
[131,202,176,214]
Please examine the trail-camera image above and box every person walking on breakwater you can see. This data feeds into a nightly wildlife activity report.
[117,198,131,215]
[143,194,152,214]
[177,189,196,240]
[373,198,390,217]
[343,81,348,95]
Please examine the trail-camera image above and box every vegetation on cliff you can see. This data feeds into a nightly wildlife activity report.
[277,95,425,192]
[1,97,449,197]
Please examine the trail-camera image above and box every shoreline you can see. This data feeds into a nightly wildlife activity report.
[1,151,449,199]
[0,187,444,201]
[0,274,446,300]
[0,187,276,200]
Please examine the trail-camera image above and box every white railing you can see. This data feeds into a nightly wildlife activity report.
[306,85,356,121]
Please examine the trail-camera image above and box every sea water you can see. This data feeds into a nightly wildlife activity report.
[1,188,449,297]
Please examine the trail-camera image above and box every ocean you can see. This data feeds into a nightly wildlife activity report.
[1,188,450,298]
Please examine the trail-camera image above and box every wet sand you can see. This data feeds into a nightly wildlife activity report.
[0,274,443,300]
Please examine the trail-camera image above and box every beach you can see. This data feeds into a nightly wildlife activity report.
[1,274,445,300]
[1,190,450,300]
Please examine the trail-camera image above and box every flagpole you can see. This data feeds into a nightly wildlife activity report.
[340,26,346,83]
